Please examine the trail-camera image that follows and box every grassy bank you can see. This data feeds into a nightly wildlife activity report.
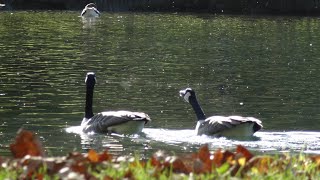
[1,129,319,179]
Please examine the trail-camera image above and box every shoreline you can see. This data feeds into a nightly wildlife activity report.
[1,0,320,16]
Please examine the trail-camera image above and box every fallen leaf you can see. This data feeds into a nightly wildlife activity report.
[87,149,99,163]
[124,170,133,179]
[213,149,224,167]
[310,155,320,166]
[168,156,190,174]
[236,145,253,160]
[242,156,274,176]
[238,157,246,166]
[198,144,211,162]
[10,129,44,158]
[213,149,235,167]
[99,151,112,162]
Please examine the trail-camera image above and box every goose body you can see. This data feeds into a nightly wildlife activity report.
[81,3,100,18]
[180,88,262,137]
[81,72,151,135]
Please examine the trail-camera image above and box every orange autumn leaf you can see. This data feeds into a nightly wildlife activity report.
[223,150,236,164]
[36,173,44,180]
[191,144,213,173]
[124,170,133,179]
[70,163,87,174]
[170,157,190,174]
[103,176,114,180]
[99,150,113,162]
[310,155,320,170]
[213,149,235,167]
[236,145,253,160]
[198,144,211,162]
[10,129,44,158]
[255,156,273,173]
[310,155,320,165]
[87,149,99,163]
[242,156,274,176]
[213,148,224,167]
[150,156,162,167]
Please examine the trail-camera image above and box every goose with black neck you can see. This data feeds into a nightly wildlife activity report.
[179,88,262,137]
[81,72,151,135]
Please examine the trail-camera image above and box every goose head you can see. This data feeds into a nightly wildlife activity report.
[179,88,196,103]
[85,72,96,88]
[81,3,100,17]
[85,3,97,9]
[180,88,206,120]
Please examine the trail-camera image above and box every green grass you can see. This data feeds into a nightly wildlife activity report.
[0,154,319,179]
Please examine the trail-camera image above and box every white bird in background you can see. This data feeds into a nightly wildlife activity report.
[81,72,151,135]
[81,3,100,18]
[179,88,263,137]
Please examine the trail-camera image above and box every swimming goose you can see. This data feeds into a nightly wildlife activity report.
[81,3,100,18]
[81,72,151,134]
[179,88,262,137]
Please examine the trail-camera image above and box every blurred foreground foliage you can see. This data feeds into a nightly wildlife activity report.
[0,129,319,179]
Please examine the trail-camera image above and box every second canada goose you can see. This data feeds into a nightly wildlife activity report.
[81,72,151,135]
[81,3,100,18]
[179,88,262,137]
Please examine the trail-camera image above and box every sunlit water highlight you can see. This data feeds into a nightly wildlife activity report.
[66,126,320,155]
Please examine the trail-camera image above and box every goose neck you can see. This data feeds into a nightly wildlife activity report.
[85,85,94,119]
[189,96,206,120]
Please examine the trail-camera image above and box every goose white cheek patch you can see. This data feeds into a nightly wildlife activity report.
[184,92,191,103]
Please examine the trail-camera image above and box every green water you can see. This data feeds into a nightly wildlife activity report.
[0,11,320,156]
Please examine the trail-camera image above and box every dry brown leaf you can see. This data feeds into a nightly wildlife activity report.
[124,170,134,179]
[150,156,162,168]
[70,163,87,174]
[310,155,320,166]
[103,176,114,180]
[236,145,253,160]
[213,148,224,167]
[99,151,112,162]
[169,157,190,174]
[213,149,235,167]
[241,156,274,177]
[10,129,44,158]
[190,144,213,173]
[198,144,211,162]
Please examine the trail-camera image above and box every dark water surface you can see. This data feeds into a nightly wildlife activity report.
[0,11,320,157]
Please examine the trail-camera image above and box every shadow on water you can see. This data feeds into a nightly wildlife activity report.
[66,126,320,155]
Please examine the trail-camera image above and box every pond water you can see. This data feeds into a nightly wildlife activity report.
[0,11,320,157]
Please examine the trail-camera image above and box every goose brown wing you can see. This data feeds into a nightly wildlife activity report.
[198,116,262,135]
[83,111,151,133]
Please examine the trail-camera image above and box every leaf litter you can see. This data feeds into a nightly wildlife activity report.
[1,129,320,179]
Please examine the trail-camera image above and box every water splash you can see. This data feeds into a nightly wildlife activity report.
[66,126,320,154]
[143,128,320,154]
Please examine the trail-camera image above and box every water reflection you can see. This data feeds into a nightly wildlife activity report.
[65,126,320,155]
[0,11,320,157]
[81,17,100,29]
[142,128,320,154]
[66,126,150,156]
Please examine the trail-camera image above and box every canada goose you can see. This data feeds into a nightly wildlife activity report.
[179,88,262,137]
[81,3,100,18]
[81,72,151,134]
